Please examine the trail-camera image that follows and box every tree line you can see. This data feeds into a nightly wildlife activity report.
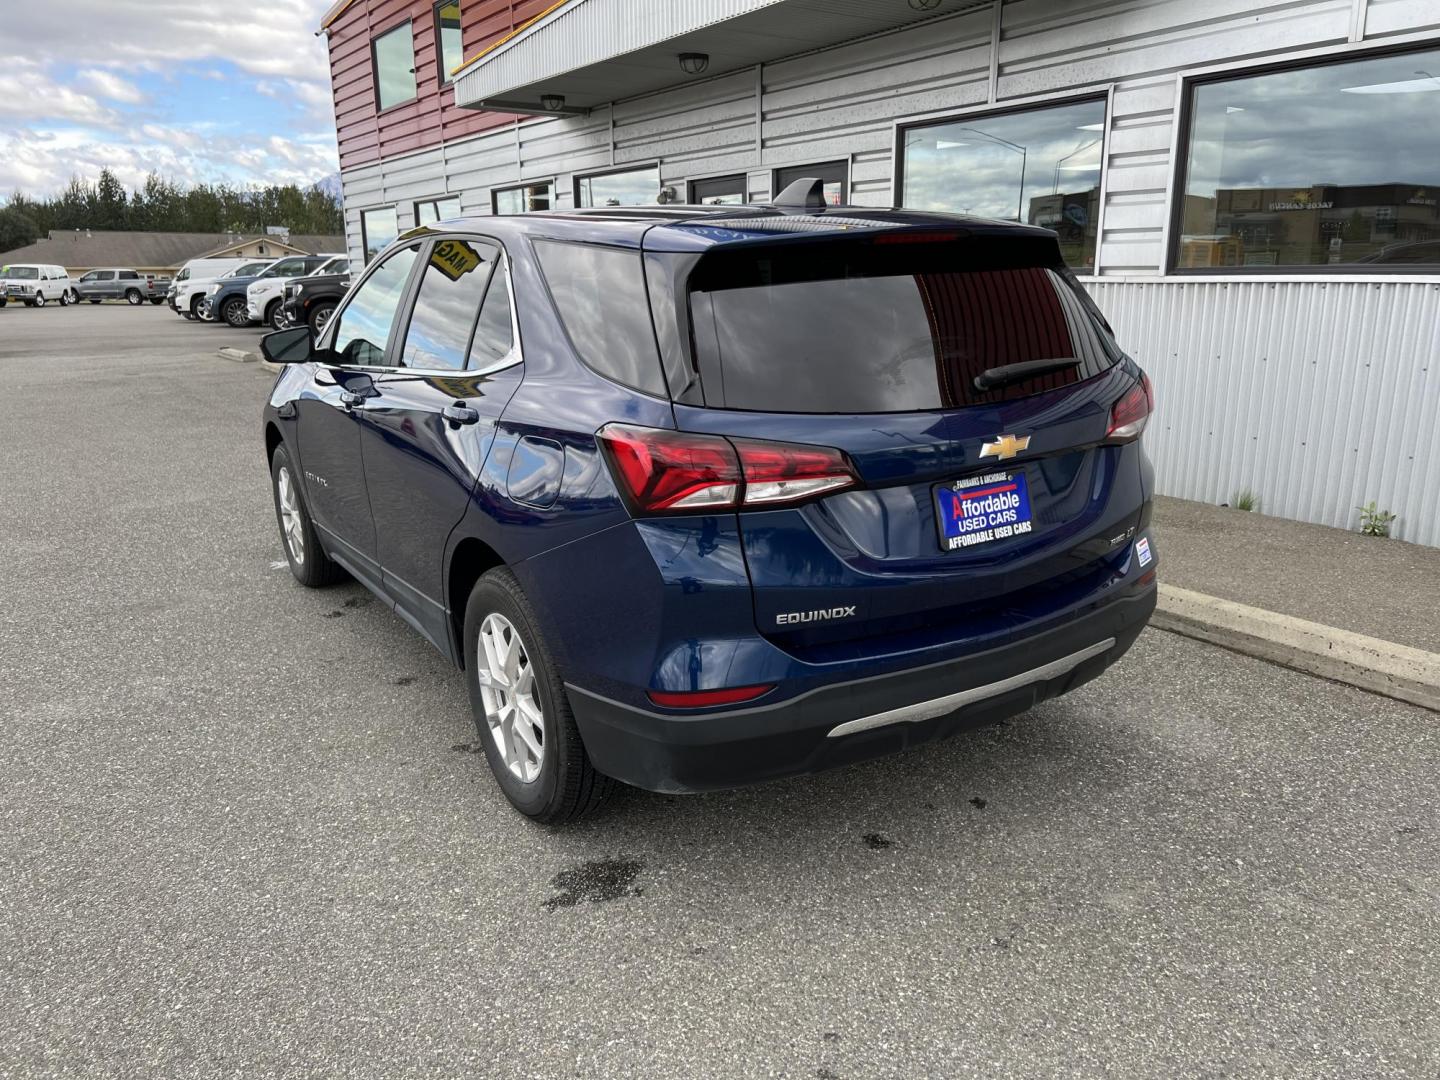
[0,168,342,253]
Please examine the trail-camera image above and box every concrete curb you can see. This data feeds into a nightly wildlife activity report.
[217,347,258,364]
[1153,584,1440,712]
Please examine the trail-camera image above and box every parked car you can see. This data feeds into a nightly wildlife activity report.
[202,255,332,327]
[277,262,352,335]
[74,268,171,305]
[259,187,1159,823]
[0,264,76,307]
[250,255,348,330]
[169,257,265,320]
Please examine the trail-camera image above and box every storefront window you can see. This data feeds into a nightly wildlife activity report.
[576,166,660,208]
[901,98,1105,271]
[493,181,555,215]
[1176,47,1440,270]
[361,206,399,263]
[415,196,462,226]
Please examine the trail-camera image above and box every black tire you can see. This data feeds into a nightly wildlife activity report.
[125,288,142,305]
[308,302,336,337]
[269,444,345,588]
[463,568,616,823]
[188,295,204,320]
[265,299,284,330]
[221,296,249,327]
[0,298,6,308]
[33,293,45,308]
[59,290,71,306]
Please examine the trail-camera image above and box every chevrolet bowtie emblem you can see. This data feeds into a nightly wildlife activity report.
[980,433,1031,461]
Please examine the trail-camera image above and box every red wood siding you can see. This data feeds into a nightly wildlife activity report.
[326,0,557,172]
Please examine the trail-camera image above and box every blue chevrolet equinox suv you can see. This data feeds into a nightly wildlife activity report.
[259,180,1158,822]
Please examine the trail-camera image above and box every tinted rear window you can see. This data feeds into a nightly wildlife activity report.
[534,240,666,397]
[687,239,1121,413]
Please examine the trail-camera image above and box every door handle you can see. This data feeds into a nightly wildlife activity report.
[443,401,480,425]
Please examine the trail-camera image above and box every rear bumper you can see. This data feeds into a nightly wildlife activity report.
[568,583,1155,793]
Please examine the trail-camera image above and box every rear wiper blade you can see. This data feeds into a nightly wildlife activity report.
[972,357,1081,391]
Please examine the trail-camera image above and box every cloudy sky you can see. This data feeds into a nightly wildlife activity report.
[0,0,339,201]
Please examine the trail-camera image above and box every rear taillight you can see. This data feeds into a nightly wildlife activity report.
[597,424,857,516]
[1106,372,1153,442]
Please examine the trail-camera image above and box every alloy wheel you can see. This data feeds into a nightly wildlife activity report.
[224,299,247,327]
[276,465,305,565]
[312,306,334,335]
[476,613,544,783]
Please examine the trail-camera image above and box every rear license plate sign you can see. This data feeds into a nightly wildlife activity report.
[935,470,1034,551]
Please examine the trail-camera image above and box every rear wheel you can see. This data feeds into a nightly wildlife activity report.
[464,569,616,823]
[270,444,345,588]
[125,288,142,305]
[221,296,249,327]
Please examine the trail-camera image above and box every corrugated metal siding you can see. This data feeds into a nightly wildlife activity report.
[1089,279,1440,545]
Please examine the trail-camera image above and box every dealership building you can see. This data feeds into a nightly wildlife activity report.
[319,0,1440,544]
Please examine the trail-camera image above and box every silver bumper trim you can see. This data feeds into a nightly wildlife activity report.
[825,637,1116,739]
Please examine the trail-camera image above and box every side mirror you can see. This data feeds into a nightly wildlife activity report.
[260,325,314,365]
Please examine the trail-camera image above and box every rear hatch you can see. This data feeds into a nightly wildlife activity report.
[662,226,1148,660]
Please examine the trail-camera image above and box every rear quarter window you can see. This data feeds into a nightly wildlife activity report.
[534,240,666,397]
[687,238,1122,414]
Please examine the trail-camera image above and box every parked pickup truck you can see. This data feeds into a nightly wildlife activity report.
[75,269,171,305]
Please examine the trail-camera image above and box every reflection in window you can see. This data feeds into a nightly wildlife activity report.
[435,1,462,84]
[470,265,514,370]
[901,98,1105,271]
[690,174,747,205]
[493,182,554,214]
[332,245,419,367]
[373,23,416,110]
[1178,48,1440,269]
[415,196,463,226]
[535,240,664,395]
[576,167,659,208]
[361,206,399,262]
[402,240,497,371]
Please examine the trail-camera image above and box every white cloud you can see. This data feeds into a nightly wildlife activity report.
[0,1,339,198]
[77,69,148,105]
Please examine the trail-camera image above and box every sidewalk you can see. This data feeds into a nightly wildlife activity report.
[1151,496,1440,654]
[1150,496,1440,710]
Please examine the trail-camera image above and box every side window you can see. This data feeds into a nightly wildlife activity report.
[119,271,139,280]
[330,244,420,368]
[399,239,499,371]
[97,271,115,281]
[534,240,665,396]
[469,263,514,370]
[79,272,96,282]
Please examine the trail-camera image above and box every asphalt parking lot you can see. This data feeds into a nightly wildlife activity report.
[2,304,1437,1079]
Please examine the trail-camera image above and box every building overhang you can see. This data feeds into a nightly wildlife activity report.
[452,0,987,117]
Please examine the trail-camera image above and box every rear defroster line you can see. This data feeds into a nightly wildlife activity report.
[825,637,1115,738]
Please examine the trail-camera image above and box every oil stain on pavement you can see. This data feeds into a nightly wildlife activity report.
[543,858,644,911]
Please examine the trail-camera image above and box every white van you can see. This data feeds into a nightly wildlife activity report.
[0,264,76,308]
[168,257,262,319]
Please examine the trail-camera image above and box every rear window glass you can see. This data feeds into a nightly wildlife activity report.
[534,240,665,396]
[687,239,1121,413]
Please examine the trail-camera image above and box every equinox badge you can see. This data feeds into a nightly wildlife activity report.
[980,433,1031,461]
